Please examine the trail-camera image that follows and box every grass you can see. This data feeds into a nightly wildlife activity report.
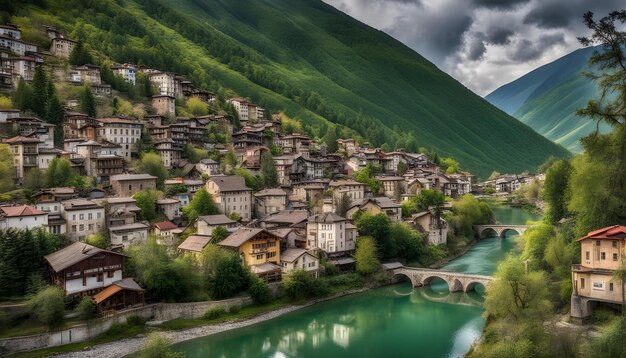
[159,299,291,331]
[6,323,147,358]
[0,316,84,339]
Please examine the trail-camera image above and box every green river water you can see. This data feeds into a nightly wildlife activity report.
[173,206,541,358]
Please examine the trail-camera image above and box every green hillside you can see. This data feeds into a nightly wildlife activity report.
[5,0,569,177]
[486,46,609,153]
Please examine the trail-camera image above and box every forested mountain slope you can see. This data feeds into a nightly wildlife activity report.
[6,0,569,176]
[486,46,608,153]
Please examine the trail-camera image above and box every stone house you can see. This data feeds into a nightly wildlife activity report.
[156,198,181,220]
[407,211,448,245]
[254,188,288,220]
[178,235,212,257]
[152,95,175,116]
[376,176,406,199]
[110,173,157,197]
[206,175,252,222]
[360,197,402,222]
[2,135,41,184]
[50,37,76,59]
[195,158,219,176]
[96,117,143,161]
[197,214,238,236]
[306,212,356,255]
[61,199,105,241]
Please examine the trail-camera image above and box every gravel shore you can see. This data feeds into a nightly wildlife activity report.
[53,304,306,358]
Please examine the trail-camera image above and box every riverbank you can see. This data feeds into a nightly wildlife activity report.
[9,287,371,358]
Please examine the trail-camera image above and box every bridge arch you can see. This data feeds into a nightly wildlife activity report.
[465,281,487,294]
[391,272,417,287]
[478,227,498,239]
[500,227,523,238]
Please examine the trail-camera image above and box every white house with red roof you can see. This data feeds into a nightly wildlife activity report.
[0,205,48,231]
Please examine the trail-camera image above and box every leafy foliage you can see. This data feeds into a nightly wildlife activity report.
[183,187,219,221]
[354,236,379,275]
[260,151,279,188]
[542,160,572,225]
[29,286,65,328]
[137,333,184,358]
[283,269,328,300]
[0,144,14,193]
[201,244,250,299]
[76,296,96,320]
[210,226,230,244]
[79,85,96,118]
[248,276,272,304]
[133,189,162,222]
[134,152,168,189]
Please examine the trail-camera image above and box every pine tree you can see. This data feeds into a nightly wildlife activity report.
[260,151,279,188]
[45,83,65,147]
[68,42,93,66]
[80,85,96,117]
[12,77,31,111]
[31,66,48,117]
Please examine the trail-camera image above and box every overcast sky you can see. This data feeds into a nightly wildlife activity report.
[323,0,623,96]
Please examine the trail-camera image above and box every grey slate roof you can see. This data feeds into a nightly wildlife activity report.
[198,214,235,226]
[44,242,124,272]
[210,175,251,192]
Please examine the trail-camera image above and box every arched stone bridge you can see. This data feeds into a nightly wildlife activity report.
[473,224,528,238]
[390,266,494,293]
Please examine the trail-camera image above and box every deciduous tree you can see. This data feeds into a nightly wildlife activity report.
[183,188,219,221]
[355,236,379,275]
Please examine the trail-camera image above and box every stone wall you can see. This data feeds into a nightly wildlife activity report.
[0,296,252,356]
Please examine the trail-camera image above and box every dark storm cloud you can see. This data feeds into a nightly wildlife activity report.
[483,27,515,45]
[473,0,530,11]
[523,0,626,29]
[511,33,565,62]
[467,38,487,60]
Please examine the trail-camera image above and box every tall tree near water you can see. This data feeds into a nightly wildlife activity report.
[567,11,626,235]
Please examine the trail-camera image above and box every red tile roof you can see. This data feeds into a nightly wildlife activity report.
[577,225,626,241]
[0,205,45,217]
[154,221,177,231]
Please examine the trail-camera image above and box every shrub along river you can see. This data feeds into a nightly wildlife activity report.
[173,206,541,357]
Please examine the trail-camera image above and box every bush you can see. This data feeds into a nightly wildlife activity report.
[321,261,339,276]
[138,333,184,358]
[327,273,364,288]
[76,296,96,320]
[126,314,146,327]
[203,306,226,320]
[248,277,272,304]
[283,270,328,300]
[29,286,65,328]
[229,304,241,314]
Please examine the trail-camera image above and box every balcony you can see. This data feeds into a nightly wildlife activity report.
[571,264,614,275]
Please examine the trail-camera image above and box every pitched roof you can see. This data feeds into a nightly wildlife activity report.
[366,197,401,209]
[0,205,45,217]
[198,214,235,226]
[250,262,282,274]
[218,228,277,248]
[2,135,42,144]
[154,221,178,230]
[254,188,288,197]
[263,210,309,225]
[577,225,626,242]
[44,242,124,272]
[111,173,157,181]
[280,248,310,262]
[209,175,251,192]
[268,228,293,239]
[308,212,348,223]
[93,278,143,304]
[178,235,212,253]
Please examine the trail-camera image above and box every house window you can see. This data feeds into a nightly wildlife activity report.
[596,240,601,246]
[88,224,94,231]
[585,251,590,260]
[83,276,86,286]
[79,224,84,231]
[592,282,605,291]
[614,253,619,261]
[129,184,132,191]
[580,278,585,289]
[97,273,103,282]
[72,225,77,232]
[107,271,114,278]
[97,212,102,219]
[88,213,93,220]
[610,283,614,291]
[267,252,276,259]
[613,241,618,248]
[256,254,263,260]
[601,252,606,260]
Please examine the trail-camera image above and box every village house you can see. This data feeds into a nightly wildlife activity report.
[280,248,320,278]
[571,225,626,321]
[291,181,327,203]
[0,205,48,231]
[306,212,356,256]
[45,242,124,297]
[63,112,100,141]
[195,158,219,176]
[359,197,402,222]
[68,64,101,85]
[330,180,367,204]
[0,116,55,148]
[376,176,406,199]
[260,210,309,230]
[109,222,149,249]
[96,117,143,160]
[2,135,41,184]
[44,243,145,311]
[269,227,307,250]
[61,199,105,241]
[110,173,157,197]
[153,220,179,246]
[0,26,37,56]
[154,139,181,168]
[110,63,136,85]
[156,198,181,220]
[197,214,238,236]
[50,37,76,59]
[178,235,212,257]
[148,72,183,98]
[206,175,252,222]
[337,138,358,156]
[407,211,448,245]
[218,228,282,282]
[254,188,289,220]
[277,133,312,156]
[227,97,250,123]
[152,95,175,116]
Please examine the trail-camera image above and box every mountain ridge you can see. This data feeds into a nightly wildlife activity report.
[10,0,569,176]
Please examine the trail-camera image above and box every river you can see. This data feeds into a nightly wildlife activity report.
[173,206,541,358]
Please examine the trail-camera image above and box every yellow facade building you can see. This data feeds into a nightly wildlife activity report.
[218,228,282,282]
